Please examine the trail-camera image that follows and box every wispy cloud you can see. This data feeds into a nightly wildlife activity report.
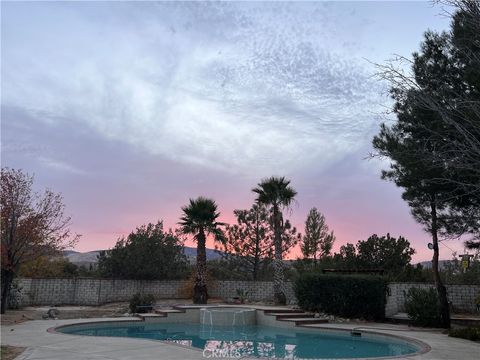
[2,1,384,177]
[2,1,456,260]
[37,156,86,175]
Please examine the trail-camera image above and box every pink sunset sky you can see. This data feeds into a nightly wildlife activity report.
[2,1,467,262]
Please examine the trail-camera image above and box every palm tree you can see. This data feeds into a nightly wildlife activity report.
[252,176,297,305]
[179,197,225,304]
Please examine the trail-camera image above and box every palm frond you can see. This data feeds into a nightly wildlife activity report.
[252,176,297,207]
[178,196,224,242]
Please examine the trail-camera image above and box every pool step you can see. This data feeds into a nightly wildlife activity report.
[292,318,329,326]
[263,309,305,315]
[275,313,315,320]
[278,317,329,325]
[264,309,329,326]
[155,309,186,315]
[137,306,188,321]
[138,313,166,320]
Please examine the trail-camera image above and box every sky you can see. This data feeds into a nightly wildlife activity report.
[1,1,465,262]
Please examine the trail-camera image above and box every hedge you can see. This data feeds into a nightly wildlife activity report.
[294,273,387,320]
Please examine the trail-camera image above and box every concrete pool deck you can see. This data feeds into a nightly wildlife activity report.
[1,317,479,360]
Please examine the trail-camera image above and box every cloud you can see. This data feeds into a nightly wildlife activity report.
[37,156,87,175]
[2,2,386,177]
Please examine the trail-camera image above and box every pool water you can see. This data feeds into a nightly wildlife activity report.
[58,322,419,359]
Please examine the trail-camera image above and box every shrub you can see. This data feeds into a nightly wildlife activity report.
[449,327,480,342]
[294,274,387,320]
[7,280,23,310]
[404,288,442,327]
[129,293,155,313]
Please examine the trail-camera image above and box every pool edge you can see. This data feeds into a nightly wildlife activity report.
[48,317,432,360]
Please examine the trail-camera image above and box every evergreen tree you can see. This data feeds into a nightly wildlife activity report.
[220,204,300,281]
[372,4,480,327]
[356,234,415,273]
[222,204,273,281]
[301,208,335,263]
[97,221,188,280]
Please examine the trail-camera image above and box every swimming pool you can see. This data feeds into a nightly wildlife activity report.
[56,321,422,359]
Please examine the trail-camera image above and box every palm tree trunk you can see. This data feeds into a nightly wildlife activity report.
[272,205,286,305]
[253,211,260,281]
[430,197,450,328]
[194,229,208,304]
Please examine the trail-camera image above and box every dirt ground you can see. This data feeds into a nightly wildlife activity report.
[0,346,26,360]
[0,302,131,326]
[0,298,214,326]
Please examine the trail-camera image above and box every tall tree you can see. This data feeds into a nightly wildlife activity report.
[355,234,415,274]
[375,1,480,251]
[1,168,78,314]
[334,243,358,270]
[97,221,188,280]
[372,4,480,326]
[252,176,297,305]
[332,234,415,275]
[301,208,335,263]
[178,197,225,304]
[222,204,273,281]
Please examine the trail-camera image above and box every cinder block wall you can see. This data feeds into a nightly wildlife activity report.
[385,283,480,316]
[14,278,478,315]
[209,281,296,303]
[15,278,192,306]
[14,278,295,306]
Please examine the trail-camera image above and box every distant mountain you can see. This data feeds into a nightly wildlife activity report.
[183,247,223,263]
[63,250,103,267]
[63,246,223,266]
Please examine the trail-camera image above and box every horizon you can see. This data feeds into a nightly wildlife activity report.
[64,247,455,265]
[1,1,468,263]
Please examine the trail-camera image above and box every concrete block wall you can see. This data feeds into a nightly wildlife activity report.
[14,278,295,307]
[209,281,295,304]
[14,278,478,315]
[15,278,191,306]
[385,283,480,316]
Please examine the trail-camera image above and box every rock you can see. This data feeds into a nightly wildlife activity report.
[43,308,60,319]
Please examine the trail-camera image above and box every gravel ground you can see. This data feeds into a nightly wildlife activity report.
[0,303,131,326]
[0,345,26,360]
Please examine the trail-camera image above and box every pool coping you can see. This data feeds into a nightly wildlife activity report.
[48,314,432,360]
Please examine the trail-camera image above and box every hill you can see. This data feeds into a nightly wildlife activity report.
[63,246,223,266]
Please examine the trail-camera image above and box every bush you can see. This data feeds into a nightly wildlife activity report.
[449,327,480,342]
[294,274,387,320]
[7,279,23,310]
[129,293,155,313]
[404,288,442,327]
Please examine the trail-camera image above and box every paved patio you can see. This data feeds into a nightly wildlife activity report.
[1,317,479,360]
